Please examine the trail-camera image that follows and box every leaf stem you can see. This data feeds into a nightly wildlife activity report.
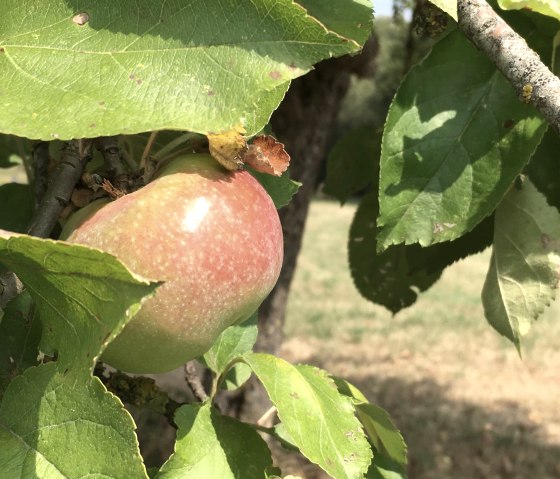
[152,132,200,162]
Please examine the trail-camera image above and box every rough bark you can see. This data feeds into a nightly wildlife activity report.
[222,38,378,421]
[458,0,560,134]
[27,139,93,238]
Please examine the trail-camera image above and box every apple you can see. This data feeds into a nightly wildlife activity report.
[62,153,283,374]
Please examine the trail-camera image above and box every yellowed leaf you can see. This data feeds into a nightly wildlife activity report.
[207,125,247,171]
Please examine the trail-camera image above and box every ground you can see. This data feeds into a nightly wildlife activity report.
[277,199,560,479]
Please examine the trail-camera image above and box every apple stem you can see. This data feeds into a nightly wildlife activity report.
[28,139,93,238]
[184,361,208,402]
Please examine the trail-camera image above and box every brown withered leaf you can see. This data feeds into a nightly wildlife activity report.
[243,135,290,176]
[207,125,248,171]
[101,179,126,199]
[71,188,94,208]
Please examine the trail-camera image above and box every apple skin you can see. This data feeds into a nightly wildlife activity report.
[62,154,283,374]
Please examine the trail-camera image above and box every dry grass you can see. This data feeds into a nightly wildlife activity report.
[281,199,560,479]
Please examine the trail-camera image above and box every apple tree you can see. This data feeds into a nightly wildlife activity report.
[0,1,559,479]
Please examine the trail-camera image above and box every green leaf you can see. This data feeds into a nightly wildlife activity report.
[498,0,560,21]
[323,127,380,204]
[482,179,560,348]
[356,404,407,468]
[157,402,272,479]
[405,214,494,275]
[0,184,34,233]
[526,128,560,212]
[273,422,300,451]
[203,312,258,377]
[249,168,301,209]
[220,362,254,391]
[243,353,372,479]
[350,192,442,313]
[0,231,159,375]
[366,455,407,479]
[296,0,374,45]
[0,362,148,479]
[377,30,546,250]
[0,0,369,141]
[333,377,407,469]
[0,292,40,398]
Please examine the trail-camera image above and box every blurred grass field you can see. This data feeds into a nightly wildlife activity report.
[281,199,560,479]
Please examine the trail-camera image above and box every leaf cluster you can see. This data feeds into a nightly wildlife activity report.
[324,6,560,350]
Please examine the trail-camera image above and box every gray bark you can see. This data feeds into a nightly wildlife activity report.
[458,0,560,134]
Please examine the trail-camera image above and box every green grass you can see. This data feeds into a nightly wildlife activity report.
[281,199,560,479]
[285,199,560,355]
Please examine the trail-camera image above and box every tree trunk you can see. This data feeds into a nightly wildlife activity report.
[222,38,378,421]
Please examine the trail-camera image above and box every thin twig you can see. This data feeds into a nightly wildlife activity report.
[184,361,208,402]
[256,405,277,426]
[457,0,560,134]
[27,139,93,238]
[140,131,159,169]
[32,141,50,208]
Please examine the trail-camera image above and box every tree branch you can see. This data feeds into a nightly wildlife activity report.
[184,361,208,402]
[27,139,93,238]
[32,141,50,208]
[96,136,127,179]
[457,0,560,134]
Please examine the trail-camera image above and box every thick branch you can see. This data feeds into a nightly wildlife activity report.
[27,140,92,238]
[457,0,560,134]
[32,141,50,207]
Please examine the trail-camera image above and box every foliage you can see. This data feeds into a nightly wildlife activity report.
[0,0,558,477]
[326,6,560,353]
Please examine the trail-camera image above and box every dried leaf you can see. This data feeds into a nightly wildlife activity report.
[101,179,126,199]
[208,125,247,171]
[243,135,290,176]
[71,188,94,208]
